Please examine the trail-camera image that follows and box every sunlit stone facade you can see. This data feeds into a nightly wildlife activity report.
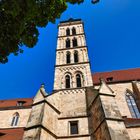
[0,19,140,140]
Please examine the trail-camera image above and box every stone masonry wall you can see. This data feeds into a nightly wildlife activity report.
[0,108,31,128]
[54,63,93,90]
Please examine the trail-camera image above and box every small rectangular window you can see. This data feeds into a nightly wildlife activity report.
[17,101,26,106]
[106,77,113,82]
[70,121,78,135]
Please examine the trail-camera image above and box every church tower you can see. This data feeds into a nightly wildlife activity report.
[54,18,93,90]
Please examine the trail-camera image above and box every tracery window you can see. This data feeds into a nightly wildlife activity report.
[66,38,70,48]
[66,28,70,36]
[72,38,77,47]
[76,74,82,87]
[126,92,140,118]
[74,51,79,63]
[66,52,71,64]
[65,75,71,88]
[72,27,76,35]
[11,112,19,126]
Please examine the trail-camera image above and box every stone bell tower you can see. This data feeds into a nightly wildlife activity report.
[54,18,93,90]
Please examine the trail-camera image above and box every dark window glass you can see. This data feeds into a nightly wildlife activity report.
[70,121,78,135]
[74,51,78,63]
[76,74,81,87]
[65,75,70,88]
[66,52,71,64]
[72,27,76,35]
[126,92,140,118]
[66,39,70,48]
[106,77,113,82]
[72,38,77,47]
[66,28,70,36]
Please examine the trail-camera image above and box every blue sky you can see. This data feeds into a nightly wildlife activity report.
[0,0,140,99]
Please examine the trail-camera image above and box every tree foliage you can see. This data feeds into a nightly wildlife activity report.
[0,0,84,63]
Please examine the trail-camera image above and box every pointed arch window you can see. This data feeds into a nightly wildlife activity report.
[76,74,82,87]
[72,38,77,47]
[66,52,71,64]
[74,51,79,63]
[66,38,70,48]
[11,112,19,126]
[65,75,71,88]
[126,92,140,118]
[66,28,70,36]
[72,27,76,35]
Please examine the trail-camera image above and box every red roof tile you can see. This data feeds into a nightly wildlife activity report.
[0,98,33,109]
[92,68,140,85]
[124,118,140,128]
[0,128,24,140]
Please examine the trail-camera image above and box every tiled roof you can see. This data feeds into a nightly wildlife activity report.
[0,128,24,140]
[0,98,33,109]
[92,68,140,85]
[124,118,140,128]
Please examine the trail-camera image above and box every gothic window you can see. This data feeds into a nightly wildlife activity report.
[74,51,79,63]
[72,38,77,47]
[66,38,70,48]
[126,92,140,118]
[70,121,78,135]
[66,28,70,36]
[65,75,71,88]
[66,52,71,64]
[76,74,82,87]
[11,112,19,126]
[72,27,76,35]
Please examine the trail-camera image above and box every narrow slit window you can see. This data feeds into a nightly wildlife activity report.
[66,28,70,36]
[76,74,82,87]
[72,27,76,35]
[65,75,70,88]
[66,38,70,48]
[72,38,77,47]
[66,52,71,64]
[74,51,78,63]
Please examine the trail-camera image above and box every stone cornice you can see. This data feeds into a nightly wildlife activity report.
[55,61,89,67]
[25,124,90,139]
[56,46,87,51]
[57,33,85,38]
[58,115,88,120]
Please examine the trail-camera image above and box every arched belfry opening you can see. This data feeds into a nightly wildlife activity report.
[72,38,77,47]
[72,27,76,35]
[66,51,71,64]
[66,28,70,36]
[66,38,70,48]
[76,74,82,87]
[65,75,71,88]
[74,51,79,63]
